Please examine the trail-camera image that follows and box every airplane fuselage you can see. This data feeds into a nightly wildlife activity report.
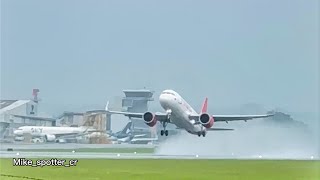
[159,90,204,135]
[13,126,91,136]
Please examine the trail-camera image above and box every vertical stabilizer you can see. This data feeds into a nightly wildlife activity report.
[200,97,208,113]
[120,122,132,134]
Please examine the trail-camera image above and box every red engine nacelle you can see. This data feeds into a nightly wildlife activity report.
[199,113,214,128]
[143,112,157,127]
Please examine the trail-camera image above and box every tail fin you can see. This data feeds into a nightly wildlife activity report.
[120,122,132,134]
[105,101,110,111]
[200,97,208,113]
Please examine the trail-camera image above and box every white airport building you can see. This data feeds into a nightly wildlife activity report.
[0,90,56,138]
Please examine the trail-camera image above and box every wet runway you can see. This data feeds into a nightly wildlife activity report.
[1,151,318,160]
[0,143,318,160]
[0,143,155,150]
[0,151,223,159]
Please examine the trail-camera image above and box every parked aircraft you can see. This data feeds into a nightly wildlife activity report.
[108,122,157,144]
[13,125,96,142]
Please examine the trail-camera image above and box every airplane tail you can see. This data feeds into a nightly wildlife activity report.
[105,101,110,111]
[120,121,132,134]
[200,97,208,113]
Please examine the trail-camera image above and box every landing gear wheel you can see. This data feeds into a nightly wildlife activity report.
[161,120,169,136]
[197,132,201,137]
[202,131,206,137]
[160,130,164,136]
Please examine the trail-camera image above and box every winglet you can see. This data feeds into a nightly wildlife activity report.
[200,97,208,113]
[105,101,109,112]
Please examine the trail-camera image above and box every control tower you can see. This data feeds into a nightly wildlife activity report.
[122,89,154,113]
[121,89,155,132]
[103,89,154,133]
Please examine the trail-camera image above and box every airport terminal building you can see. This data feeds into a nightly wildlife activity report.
[0,88,176,144]
[0,90,56,138]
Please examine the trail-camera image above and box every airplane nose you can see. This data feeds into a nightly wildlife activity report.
[13,130,23,136]
[159,94,171,108]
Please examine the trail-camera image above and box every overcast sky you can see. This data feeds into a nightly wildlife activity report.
[1,0,319,117]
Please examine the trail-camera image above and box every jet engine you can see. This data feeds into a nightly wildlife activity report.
[143,112,157,127]
[44,134,56,142]
[199,113,214,128]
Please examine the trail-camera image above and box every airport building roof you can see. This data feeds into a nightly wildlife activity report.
[123,89,154,99]
[123,89,154,93]
[0,100,18,109]
[1,100,56,123]
[11,114,56,121]
[0,100,32,114]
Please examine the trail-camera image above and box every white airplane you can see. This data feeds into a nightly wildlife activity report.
[13,126,96,142]
[107,122,148,143]
[106,89,274,137]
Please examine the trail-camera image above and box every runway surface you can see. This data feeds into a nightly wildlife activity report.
[0,151,222,159]
[1,151,318,160]
[0,143,155,150]
[1,143,318,160]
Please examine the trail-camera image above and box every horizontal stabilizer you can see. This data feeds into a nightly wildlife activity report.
[206,128,234,131]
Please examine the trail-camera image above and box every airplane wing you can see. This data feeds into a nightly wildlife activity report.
[105,101,273,123]
[106,110,144,118]
[54,133,85,139]
[130,137,158,142]
[189,114,274,122]
[105,102,169,122]
[133,134,147,138]
[206,128,234,131]
[176,127,234,131]
[107,110,169,121]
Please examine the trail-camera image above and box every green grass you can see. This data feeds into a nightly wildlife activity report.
[10,148,154,153]
[0,159,319,180]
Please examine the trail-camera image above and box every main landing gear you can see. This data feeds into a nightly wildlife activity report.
[197,131,206,137]
[160,113,171,136]
[160,121,169,136]
[160,129,168,136]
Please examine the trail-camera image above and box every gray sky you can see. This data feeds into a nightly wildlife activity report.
[1,0,319,116]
